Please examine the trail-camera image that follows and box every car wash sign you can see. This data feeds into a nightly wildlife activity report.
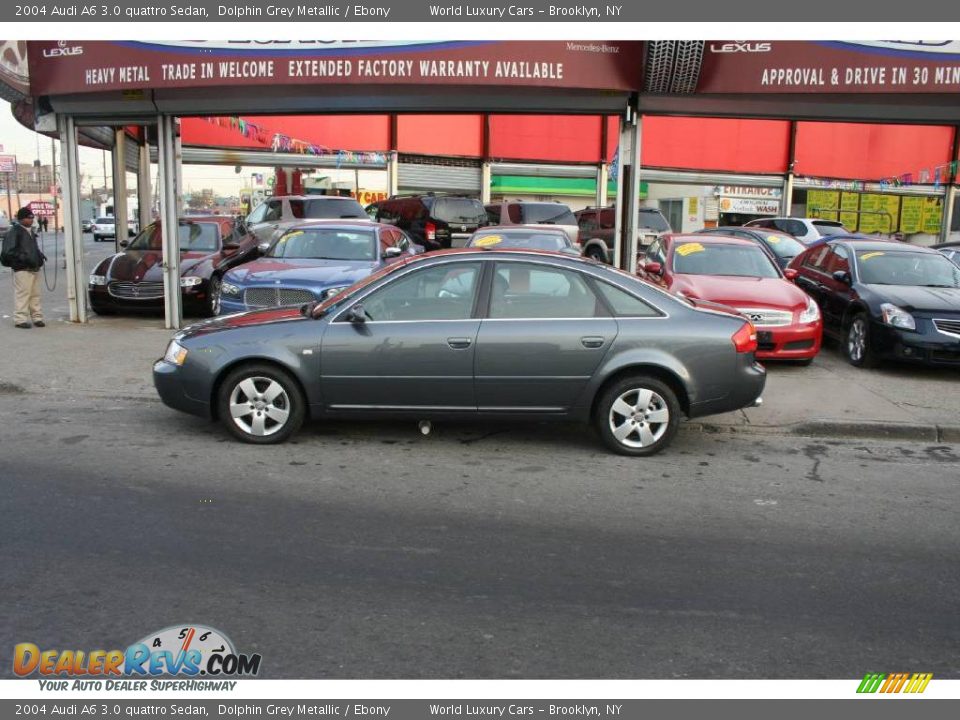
[716,186,781,215]
[27,40,645,96]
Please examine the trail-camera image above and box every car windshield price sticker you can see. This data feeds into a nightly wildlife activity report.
[859,252,885,261]
[475,235,503,247]
[676,243,704,256]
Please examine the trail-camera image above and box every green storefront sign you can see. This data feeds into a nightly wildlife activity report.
[491,175,647,200]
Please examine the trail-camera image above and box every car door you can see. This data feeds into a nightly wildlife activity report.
[819,245,854,330]
[794,244,835,330]
[474,260,618,412]
[319,260,484,411]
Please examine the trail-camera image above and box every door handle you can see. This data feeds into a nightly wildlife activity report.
[581,336,605,349]
[447,337,472,349]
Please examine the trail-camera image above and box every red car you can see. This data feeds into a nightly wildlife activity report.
[638,234,822,363]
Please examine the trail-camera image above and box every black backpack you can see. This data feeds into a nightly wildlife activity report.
[0,225,19,267]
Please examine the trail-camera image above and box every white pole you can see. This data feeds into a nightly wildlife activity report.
[158,115,182,330]
[57,114,86,323]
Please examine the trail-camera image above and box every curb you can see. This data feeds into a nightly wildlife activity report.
[683,419,960,444]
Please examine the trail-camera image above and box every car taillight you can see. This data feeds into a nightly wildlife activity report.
[732,322,758,353]
[425,222,436,241]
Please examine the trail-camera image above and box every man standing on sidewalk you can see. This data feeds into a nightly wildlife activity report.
[1,207,46,328]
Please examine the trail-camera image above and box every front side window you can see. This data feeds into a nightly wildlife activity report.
[127,223,159,251]
[645,239,666,266]
[178,222,220,252]
[246,203,268,225]
[490,263,602,319]
[270,227,376,261]
[357,262,482,321]
[263,201,283,222]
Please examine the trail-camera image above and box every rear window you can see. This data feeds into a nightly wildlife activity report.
[178,222,220,252]
[813,220,845,236]
[511,203,577,226]
[638,209,671,232]
[96,217,113,223]
[291,198,366,220]
[429,198,487,225]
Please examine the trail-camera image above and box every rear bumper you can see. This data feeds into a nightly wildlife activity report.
[756,322,822,360]
[688,355,766,418]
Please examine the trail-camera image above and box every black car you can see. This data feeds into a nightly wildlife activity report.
[788,240,960,367]
[374,194,488,251]
[694,226,807,270]
[932,240,960,268]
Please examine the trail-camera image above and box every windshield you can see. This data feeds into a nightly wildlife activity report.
[469,230,570,251]
[672,242,780,278]
[178,222,220,252]
[813,220,845,236]
[269,227,377,261]
[759,232,806,258]
[856,250,960,287]
[638,209,671,232]
[292,198,367,220]
[430,198,487,225]
[513,203,577,226]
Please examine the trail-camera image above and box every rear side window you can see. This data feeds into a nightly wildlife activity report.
[803,245,832,270]
[485,205,502,225]
[594,281,661,317]
[578,211,598,231]
[299,198,366,219]
[638,209,670,232]
[490,263,603,319]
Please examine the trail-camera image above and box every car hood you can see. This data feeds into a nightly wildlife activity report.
[672,274,807,311]
[178,306,308,340]
[862,284,960,313]
[107,250,210,282]
[226,258,379,286]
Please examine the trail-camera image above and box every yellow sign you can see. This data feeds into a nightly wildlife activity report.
[921,197,943,234]
[688,197,699,216]
[474,235,503,247]
[878,195,900,233]
[675,242,704,256]
[840,192,859,231]
[766,235,781,244]
[900,197,923,234]
[859,194,882,234]
[807,190,839,221]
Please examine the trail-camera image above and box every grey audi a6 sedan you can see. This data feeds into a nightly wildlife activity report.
[154,249,765,455]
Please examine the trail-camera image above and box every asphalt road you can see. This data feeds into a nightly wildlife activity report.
[1,390,958,679]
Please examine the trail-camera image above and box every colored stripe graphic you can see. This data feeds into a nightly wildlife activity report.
[857,672,932,693]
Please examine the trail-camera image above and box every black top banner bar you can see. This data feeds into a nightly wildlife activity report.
[2,0,956,22]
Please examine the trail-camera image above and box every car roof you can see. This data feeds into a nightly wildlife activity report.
[832,239,935,253]
[668,233,756,247]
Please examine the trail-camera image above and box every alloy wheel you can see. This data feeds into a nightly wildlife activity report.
[607,388,670,449]
[228,377,290,437]
[209,277,222,316]
[848,319,866,362]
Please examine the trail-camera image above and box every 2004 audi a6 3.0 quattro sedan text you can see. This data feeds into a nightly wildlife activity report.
[153,249,766,455]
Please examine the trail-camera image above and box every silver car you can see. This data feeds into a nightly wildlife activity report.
[468,226,582,256]
[154,249,765,456]
[245,195,369,247]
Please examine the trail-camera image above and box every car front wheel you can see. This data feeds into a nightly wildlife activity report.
[217,364,305,444]
[206,276,222,317]
[846,314,878,368]
[594,375,680,456]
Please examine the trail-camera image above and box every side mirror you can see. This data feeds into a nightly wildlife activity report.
[345,303,367,324]
[643,261,663,275]
[383,246,403,259]
[257,241,271,255]
[832,270,852,285]
[783,268,799,281]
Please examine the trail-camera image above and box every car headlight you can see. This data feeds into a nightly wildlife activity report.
[221,281,241,297]
[89,274,107,286]
[163,339,188,366]
[180,276,203,287]
[322,285,348,300]
[799,297,820,323]
[881,303,916,331]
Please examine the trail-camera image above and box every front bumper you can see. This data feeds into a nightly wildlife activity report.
[153,360,211,418]
[88,282,210,315]
[872,319,960,366]
[756,322,822,360]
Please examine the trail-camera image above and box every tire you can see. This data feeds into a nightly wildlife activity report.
[845,314,879,368]
[217,363,305,444]
[584,245,607,263]
[594,375,680,456]
[206,275,222,317]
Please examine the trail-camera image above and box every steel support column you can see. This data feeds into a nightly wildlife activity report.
[942,185,957,243]
[782,121,798,216]
[56,114,86,323]
[612,124,627,269]
[596,163,609,208]
[111,128,128,252]
[138,140,152,229]
[387,151,399,197]
[157,115,182,329]
[623,114,642,273]
[481,162,491,204]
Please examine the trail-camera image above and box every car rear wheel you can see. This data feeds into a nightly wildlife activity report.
[217,364,305,444]
[206,276,222,317]
[594,375,680,456]
[846,314,878,368]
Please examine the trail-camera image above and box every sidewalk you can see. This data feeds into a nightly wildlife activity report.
[0,264,957,443]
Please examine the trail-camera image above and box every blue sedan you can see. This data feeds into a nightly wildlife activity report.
[217,220,421,314]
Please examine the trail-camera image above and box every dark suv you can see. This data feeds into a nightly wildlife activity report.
[374,194,489,251]
[575,206,672,263]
